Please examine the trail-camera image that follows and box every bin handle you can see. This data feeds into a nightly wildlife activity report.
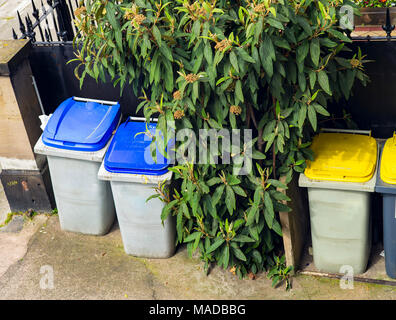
[73,96,119,105]
[124,116,158,127]
[320,128,372,136]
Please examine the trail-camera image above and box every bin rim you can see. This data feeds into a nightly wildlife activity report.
[98,161,173,184]
[34,133,114,163]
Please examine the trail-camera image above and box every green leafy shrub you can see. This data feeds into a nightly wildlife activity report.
[72,0,369,279]
[267,254,293,290]
[355,0,395,8]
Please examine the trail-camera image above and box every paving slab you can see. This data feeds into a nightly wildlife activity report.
[0,215,24,233]
[0,214,47,279]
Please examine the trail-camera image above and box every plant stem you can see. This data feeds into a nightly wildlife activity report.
[272,97,277,179]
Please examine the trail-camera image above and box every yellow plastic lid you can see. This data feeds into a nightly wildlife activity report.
[380,134,396,184]
[304,133,377,183]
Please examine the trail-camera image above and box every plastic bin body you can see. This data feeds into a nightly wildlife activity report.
[98,119,175,258]
[382,194,396,278]
[307,187,371,274]
[109,178,175,258]
[375,139,396,279]
[299,131,378,275]
[34,97,121,235]
[47,155,115,235]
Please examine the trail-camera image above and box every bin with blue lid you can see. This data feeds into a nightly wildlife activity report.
[98,117,175,258]
[34,97,121,235]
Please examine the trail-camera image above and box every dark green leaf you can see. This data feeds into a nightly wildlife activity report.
[225,185,236,215]
[310,38,320,67]
[212,184,225,206]
[307,105,317,131]
[232,235,255,243]
[207,238,225,254]
[152,25,162,47]
[235,80,244,103]
[184,231,201,243]
[317,70,331,95]
[232,247,247,261]
[232,185,247,197]
[230,51,239,73]
[312,102,330,116]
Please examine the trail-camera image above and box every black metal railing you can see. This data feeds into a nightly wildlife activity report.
[351,7,396,41]
[10,2,396,43]
[12,0,80,43]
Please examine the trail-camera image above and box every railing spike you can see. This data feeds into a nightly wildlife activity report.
[28,0,44,40]
[67,0,75,19]
[17,11,26,37]
[41,0,47,14]
[27,13,32,25]
[45,28,50,42]
[17,10,23,25]
[11,0,75,43]
[382,7,395,41]
[25,14,36,41]
[31,0,38,17]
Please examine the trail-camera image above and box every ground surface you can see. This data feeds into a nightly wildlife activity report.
[1,214,396,300]
[0,183,10,224]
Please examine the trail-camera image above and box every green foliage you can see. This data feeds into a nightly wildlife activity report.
[0,209,50,228]
[355,0,395,8]
[267,254,293,290]
[0,212,20,228]
[73,0,369,279]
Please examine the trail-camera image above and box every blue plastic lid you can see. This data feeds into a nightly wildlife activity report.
[104,120,172,175]
[42,97,121,152]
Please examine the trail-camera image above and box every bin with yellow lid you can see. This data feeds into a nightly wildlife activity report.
[375,134,396,278]
[299,129,379,274]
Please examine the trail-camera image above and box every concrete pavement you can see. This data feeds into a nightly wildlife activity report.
[1,214,396,300]
[0,183,10,224]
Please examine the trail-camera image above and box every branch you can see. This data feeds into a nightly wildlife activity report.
[250,106,265,152]
[272,97,277,179]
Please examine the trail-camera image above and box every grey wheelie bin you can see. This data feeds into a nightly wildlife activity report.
[375,134,396,278]
[98,117,175,258]
[299,129,379,274]
[34,97,121,235]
